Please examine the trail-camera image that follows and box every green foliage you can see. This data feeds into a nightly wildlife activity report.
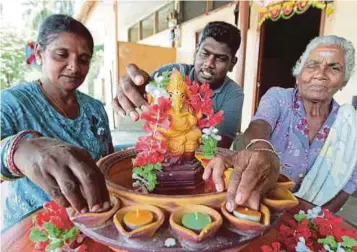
[202,136,218,159]
[30,227,48,242]
[341,236,357,249]
[294,213,307,223]
[0,30,28,90]
[133,163,162,191]
[150,70,171,90]
[318,236,338,250]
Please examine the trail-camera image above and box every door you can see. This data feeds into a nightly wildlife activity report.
[253,7,323,112]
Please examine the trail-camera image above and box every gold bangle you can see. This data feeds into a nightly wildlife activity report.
[251,148,280,160]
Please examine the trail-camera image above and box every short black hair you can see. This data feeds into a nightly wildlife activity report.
[199,21,241,57]
[37,14,94,54]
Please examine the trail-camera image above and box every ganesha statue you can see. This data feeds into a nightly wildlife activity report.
[132,69,224,193]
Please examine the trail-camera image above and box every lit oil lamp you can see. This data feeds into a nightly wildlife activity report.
[232,206,262,222]
[123,208,154,230]
[181,211,212,232]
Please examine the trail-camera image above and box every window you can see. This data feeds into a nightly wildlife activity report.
[141,14,154,39]
[212,1,231,10]
[128,24,139,42]
[158,2,175,32]
[181,1,206,23]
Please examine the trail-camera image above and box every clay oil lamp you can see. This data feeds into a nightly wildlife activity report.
[67,195,121,228]
[170,204,222,243]
[276,173,296,191]
[221,202,270,235]
[113,204,164,239]
[263,186,299,211]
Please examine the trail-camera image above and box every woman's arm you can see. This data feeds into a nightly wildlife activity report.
[322,190,350,213]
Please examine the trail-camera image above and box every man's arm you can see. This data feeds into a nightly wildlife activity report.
[217,85,244,149]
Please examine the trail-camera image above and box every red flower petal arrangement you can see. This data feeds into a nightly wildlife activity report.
[30,201,87,252]
[132,70,223,192]
[261,206,357,252]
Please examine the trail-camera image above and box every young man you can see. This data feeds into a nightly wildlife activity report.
[113,21,243,148]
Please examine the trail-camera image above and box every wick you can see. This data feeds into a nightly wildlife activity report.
[136,208,140,217]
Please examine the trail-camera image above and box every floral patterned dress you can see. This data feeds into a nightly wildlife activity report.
[253,87,357,194]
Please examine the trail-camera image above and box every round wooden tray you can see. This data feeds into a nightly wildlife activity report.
[74,148,283,251]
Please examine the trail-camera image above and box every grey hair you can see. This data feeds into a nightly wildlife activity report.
[292,35,355,84]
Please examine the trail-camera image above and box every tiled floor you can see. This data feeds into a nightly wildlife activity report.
[111,129,357,227]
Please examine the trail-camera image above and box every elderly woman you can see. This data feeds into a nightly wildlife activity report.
[203,35,357,213]
[1,14,113,230]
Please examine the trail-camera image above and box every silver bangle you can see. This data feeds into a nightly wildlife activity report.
[251,148,280,160]
[245,139,276,152]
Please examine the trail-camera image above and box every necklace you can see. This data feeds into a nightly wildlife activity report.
[37,79,73,118]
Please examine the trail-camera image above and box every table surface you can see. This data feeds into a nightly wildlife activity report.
[1,199,355,252]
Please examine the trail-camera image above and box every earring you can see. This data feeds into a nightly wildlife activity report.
[36,58,42,65]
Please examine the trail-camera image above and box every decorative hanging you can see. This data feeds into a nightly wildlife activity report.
[25,41,37,65]
[258,0,335,26]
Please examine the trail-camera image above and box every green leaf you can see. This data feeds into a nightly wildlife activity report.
[341,236,357,248]
[29,227,48,242]
[146,164,154,171]
[294,213,307,223]
[46,239,64,252]
[154,163,162,171]
[61,226,79,241]
[43,222,60,238]
[318,236,338,250]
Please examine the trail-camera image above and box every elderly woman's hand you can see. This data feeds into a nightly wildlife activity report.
[14,137,110,213]
[203,149,280,211]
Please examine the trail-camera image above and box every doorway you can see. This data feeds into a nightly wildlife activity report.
[254,7,323,111]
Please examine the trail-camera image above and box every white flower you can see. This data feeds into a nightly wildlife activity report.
[337,243,346,252]
[323,244,334,252]
[202,127,222,141]
[145,83,169,100]
[296,237,313,252]
[164,238,176,247]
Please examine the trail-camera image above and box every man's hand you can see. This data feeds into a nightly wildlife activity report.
[14,137,111,213]
[112,64,151,121]
[203,149,279,211]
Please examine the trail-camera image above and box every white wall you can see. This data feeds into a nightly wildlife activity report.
[324,0,357,105]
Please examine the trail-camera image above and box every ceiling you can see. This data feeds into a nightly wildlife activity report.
[117,0,171,28]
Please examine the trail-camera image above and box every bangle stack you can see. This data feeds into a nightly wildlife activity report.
[6,130,41,177]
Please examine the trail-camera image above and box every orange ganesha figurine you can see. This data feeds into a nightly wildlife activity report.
[154,71,202,163]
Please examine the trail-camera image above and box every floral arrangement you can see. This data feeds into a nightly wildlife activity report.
[261,206,357,252]
[29,201,86,252]
[132,70,223,191]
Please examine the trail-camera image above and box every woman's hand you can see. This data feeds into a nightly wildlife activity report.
[14,137,110,213]
[203,149,280,211]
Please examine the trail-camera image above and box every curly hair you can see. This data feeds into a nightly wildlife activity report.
[292,35,355,84]
[37,14,94,55]
[198,21,241,57]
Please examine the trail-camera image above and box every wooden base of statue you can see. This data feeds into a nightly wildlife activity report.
[155,159,204,194]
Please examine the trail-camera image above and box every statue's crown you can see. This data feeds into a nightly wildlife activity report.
[167,71,187,94]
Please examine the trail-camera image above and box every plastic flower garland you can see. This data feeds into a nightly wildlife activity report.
[261,206,357,252]
[132,70,223,191]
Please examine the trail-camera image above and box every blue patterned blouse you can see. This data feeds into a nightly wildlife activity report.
[0,81,112,231]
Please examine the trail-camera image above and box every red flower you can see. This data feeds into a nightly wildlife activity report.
[141,97,171,131]
[198,110,224,129]
[261,242,284,252]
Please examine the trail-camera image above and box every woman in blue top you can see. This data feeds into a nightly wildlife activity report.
[1,14,113,230]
